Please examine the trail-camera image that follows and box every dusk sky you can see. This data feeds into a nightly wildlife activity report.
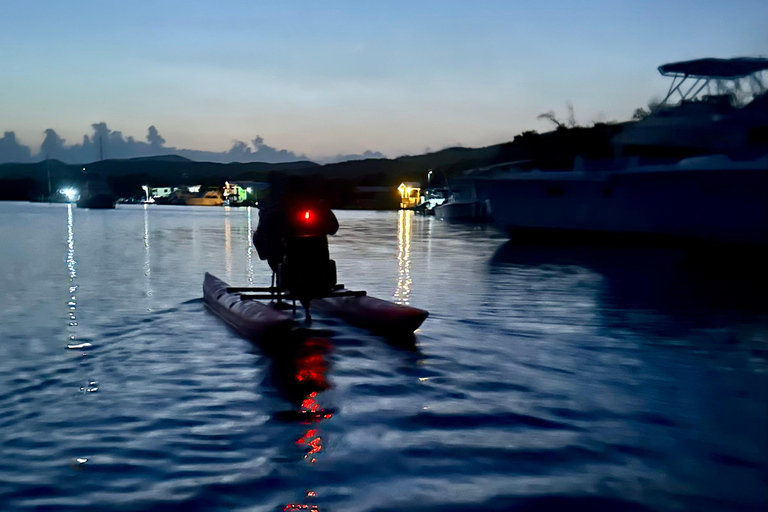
[1,0,766,161]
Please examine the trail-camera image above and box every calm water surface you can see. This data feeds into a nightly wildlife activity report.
[0,202,765,512]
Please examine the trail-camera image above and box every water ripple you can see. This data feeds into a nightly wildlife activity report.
[0,205,765,512]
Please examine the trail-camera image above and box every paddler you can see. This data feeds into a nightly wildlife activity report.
[253,180,338,317]
[254,193,338,274]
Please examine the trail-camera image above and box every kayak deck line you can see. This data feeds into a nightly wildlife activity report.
[203,272,428,341]
[239,290,367,300]
[227,284,367,300]
[225,283,346,293]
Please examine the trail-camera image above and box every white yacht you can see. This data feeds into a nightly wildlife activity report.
[471,57,768,246]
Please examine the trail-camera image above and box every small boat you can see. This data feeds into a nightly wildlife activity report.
[413,187,447,216]
[203,273,429,340]
[77,175,118,209]
[186,189,224,206]
[433,181,489,222]
[77,194,118,209]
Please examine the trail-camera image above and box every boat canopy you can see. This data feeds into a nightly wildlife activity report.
[659,57,768,79]
[655,57,767,109]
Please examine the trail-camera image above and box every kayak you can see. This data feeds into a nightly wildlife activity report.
[203,273,429,339]
[203,273,294,341]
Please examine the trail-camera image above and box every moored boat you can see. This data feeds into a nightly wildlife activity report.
[186,189,224,206]
[76,193,118,209]
[470,57,768,246]
[433,180,489,222]
[77,174,118,209]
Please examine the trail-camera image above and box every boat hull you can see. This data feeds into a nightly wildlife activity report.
[186,197,223,206]
[474,156,768,246]
[203,273,295,341]
[313,295,429,336]
[76,194,117,209]
[434,200,488,222]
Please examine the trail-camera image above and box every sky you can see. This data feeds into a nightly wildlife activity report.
[0,0,766,163]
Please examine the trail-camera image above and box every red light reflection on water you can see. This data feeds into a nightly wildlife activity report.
[295,355,326,387]
[284,489,320,511]
[293,338,331,392]
[283,338,332,511]
[295,392,332,463]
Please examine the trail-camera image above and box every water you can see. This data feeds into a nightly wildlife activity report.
[0,201,765,512]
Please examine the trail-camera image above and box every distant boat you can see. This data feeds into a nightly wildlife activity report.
[76,174,117,209]
[434,180,489,222]
[186,188,224,206]
[413,187,447,216]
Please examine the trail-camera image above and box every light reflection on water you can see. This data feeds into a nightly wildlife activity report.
[142,204,152,301]
[0,203,765,512]
[246,206,254,284]
[65,203,79,342]
[224,206,233,280]
[394,209,412,305]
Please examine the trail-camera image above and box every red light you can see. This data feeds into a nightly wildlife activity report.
[301,210,313,223]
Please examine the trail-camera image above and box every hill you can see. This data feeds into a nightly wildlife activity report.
[0,123,629,206]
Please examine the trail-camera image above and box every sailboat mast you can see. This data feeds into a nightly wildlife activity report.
[45,155,51,196]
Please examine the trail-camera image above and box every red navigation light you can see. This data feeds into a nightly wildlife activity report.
[301,210,313,223]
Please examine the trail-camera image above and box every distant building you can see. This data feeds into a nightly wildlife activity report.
[223,181,269,204]
[150,187,174,198]
[398,182,421,209]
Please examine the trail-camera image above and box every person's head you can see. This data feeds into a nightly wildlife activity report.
[267,176,324,208]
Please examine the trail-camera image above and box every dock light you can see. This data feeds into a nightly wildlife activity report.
[61,188,79,201]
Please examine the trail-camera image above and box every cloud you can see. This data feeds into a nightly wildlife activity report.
[249,136,308,163]
[147,125,165,147]
[315,149,386,164]
[0,123,311,165]
[40,129,68,159]
[0,123,394,165]
[0,131,33,163]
